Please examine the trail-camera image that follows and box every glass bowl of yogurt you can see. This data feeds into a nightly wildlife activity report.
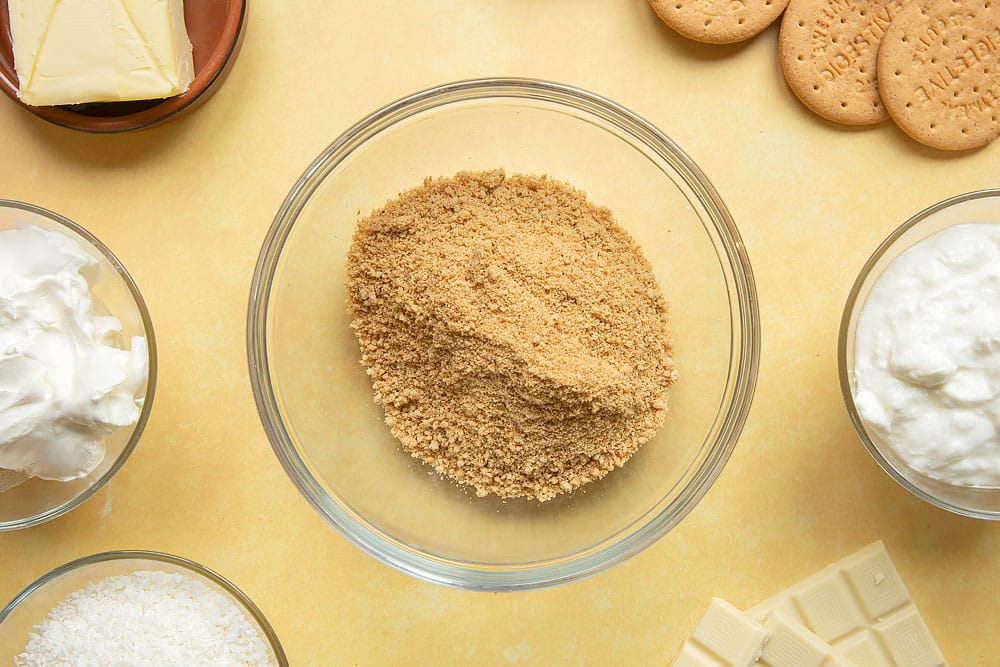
[840,190,1000,520]
[0,201,156,530]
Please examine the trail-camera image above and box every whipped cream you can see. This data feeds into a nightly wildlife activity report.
[854,222,1000,488]
[0,223,147,482]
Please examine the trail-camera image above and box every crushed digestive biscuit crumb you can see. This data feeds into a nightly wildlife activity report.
[346,170,677,501]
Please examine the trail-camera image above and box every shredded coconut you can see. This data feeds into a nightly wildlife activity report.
[16,570,276,667]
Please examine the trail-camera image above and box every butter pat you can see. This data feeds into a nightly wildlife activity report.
[8,0,194,106]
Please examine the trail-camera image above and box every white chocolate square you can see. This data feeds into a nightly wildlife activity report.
[672,598,770,666]
[836,631,894,667]
[842,547,911,621]
[795,575,867,642]
[876,606,946,667]
[758,613,853,667]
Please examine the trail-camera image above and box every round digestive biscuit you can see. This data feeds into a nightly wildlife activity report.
[779,0,907,125]
[648,0,791,45]
[878,0,1000,150]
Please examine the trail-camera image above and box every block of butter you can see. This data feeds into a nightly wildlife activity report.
[7,0,194,107]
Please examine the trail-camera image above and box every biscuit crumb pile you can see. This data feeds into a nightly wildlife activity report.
[346,170,677,501]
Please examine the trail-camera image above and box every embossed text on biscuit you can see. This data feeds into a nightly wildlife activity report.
[816,0,905,83]
[913,26,1000,120]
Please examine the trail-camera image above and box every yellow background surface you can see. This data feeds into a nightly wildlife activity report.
[2,1,999,664]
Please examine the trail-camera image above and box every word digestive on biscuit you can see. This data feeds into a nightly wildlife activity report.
[913,26,1000,120]
[818,0,906,82]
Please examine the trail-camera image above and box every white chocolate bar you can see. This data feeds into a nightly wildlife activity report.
[672,598,769,667]
[746,542,946,667]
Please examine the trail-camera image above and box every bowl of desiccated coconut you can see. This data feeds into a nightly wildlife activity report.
[248,78,760,591]
[0,550,287,666]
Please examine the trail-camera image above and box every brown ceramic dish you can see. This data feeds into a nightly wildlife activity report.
[0,0,246,132]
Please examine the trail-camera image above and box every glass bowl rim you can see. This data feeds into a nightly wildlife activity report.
[0,549,288,665]
[0,199,158,531]
[247,77,760,590]
[837,188,1000,521]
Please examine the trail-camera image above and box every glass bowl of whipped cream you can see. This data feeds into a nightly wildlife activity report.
[0,201,156,530]
[840,190,1000,520]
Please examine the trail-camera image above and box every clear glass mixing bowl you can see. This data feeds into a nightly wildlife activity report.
[248,78,759,590]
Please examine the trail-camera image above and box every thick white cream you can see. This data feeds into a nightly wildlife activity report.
[854,222,1000,488]
[0,223,147,482]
